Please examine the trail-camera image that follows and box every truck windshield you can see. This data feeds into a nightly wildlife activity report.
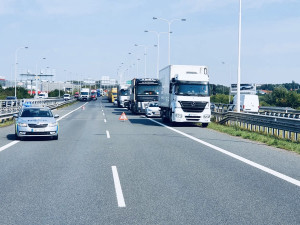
[137,85,159,95]
[120,89,129,96]
[175,84,209,96]
[81,92,89,95]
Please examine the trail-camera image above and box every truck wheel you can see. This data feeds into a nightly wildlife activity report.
[202,123,208,128]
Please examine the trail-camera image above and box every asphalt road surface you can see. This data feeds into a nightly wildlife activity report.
[0,98,299,224]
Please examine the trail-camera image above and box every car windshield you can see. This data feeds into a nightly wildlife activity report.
[21,108,53,117]
[64,95,70,97]
[174,83,209,96]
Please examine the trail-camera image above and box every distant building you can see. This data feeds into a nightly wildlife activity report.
[0,76,5,87]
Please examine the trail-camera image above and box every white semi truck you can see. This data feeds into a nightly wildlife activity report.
[159,65,211,127]
[117,84,130,108]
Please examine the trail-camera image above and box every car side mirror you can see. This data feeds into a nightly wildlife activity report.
[54,115,59,118]
[13,114,19,118]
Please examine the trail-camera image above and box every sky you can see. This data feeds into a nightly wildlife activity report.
[0,0,299,86]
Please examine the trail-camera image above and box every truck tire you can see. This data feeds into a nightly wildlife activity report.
[202,123,208,128]
[161,110,168,123]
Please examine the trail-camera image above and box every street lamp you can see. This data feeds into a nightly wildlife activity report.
[153,17,186,65]
[14,46,28,97]
[237,0,242,112]
[134,44,147,78]
[145,30,168,79]
[35,57,46,98]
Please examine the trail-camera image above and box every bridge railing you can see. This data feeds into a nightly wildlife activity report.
[0,98,76,123]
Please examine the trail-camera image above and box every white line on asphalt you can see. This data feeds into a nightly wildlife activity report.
[112,166,126,207]
[0,141,19,153]
[148,118,300,187]
[106,130,110,139]
[104,119,107,123]
[57,102,88,121]
[0,103,88,153]
[103,113,105,116]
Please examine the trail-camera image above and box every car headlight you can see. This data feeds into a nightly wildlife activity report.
[18,123,28,127]
[48,122,58,127]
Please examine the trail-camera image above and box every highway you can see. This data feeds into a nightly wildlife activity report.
[0,98,299,224]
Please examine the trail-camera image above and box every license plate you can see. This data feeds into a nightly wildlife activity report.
[188,114,198,116]
[32,128,45,132]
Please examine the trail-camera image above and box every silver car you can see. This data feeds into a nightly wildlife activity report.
[14,106,59,140]
[145,102,161,117]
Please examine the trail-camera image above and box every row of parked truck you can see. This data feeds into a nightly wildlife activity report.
[115,65,211,127]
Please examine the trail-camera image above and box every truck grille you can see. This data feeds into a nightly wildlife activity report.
[28,124,48,128]
[179,101,207,113]
[137,96,158,102]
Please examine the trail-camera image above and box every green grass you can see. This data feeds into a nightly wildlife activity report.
[0,119,15,127]
[55,100,78,110]
[207,122,300,154]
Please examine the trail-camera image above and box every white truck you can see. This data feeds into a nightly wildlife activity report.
[117,84,130,108]
[159,65,211,127]
[79,88,91,101]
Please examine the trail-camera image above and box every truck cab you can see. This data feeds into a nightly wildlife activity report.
[159,65,211,126]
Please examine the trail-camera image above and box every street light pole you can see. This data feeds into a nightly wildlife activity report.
[145,30,168,79]
[14,46,28,97]
[153,17,186,65]
[237,0,242,112]
[134,44,147,78]
[35,57,46,98]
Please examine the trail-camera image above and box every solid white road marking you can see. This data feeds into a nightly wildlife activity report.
[57,102,88,121]
[112,166,126,207]
[148,118,300,187]
[106,130,110,139]
[104,119,107,123]
[0,141,19,153]
[103,113,105,116]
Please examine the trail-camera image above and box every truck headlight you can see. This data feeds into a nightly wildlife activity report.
[18,123,28,127]
[48,122,58,127]
[203,114,210,118]
[175,113,182,118]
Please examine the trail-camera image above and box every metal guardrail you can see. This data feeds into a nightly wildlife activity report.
[0,98,76,123]
[211,103,300,119]
[212,111,300,141]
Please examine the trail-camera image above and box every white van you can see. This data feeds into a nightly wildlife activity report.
[38,92,48,99]
[232,94,259,113]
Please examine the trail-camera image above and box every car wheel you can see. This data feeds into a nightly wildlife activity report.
[15,133,20,140]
